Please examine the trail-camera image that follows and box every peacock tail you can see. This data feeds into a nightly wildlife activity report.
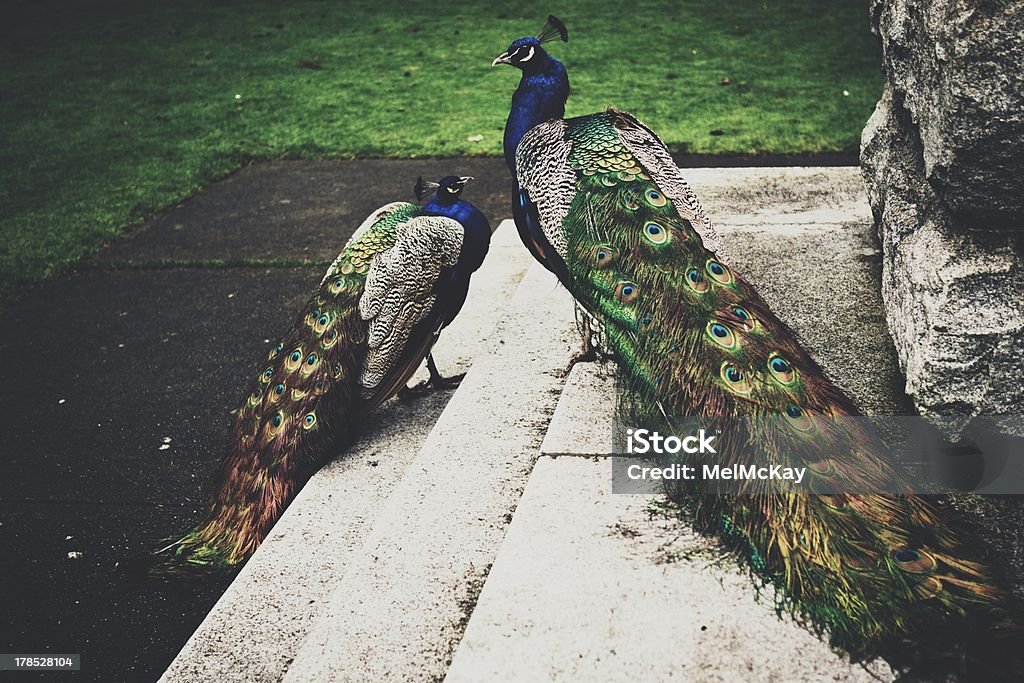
[146,203,418,573]
[144,183,489,576]
[515,108,1020,675]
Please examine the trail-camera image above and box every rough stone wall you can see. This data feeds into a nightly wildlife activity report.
[861,0,1024,426]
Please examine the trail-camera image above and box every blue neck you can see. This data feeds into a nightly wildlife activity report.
[423,199,492,274]
[503,57,570,174]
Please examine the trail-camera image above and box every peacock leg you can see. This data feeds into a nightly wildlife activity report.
[562,309,613,376]
[401,353,466,399]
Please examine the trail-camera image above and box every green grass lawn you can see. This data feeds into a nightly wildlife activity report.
[0,0,882,302]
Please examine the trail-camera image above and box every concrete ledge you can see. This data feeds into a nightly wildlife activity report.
[540,363,618,457]
[162,167,909,682]
[445,456,894,683]
[684,166,872,227]
[282,263,577,682]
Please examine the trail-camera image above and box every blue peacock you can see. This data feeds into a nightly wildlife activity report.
[493,15,1020,678]
[142,176,491,574]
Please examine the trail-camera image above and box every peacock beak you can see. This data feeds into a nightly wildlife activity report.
[491,52,512,67]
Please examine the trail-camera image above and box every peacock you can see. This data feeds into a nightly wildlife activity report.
[494,16,1020,679]
[139,175,491,575]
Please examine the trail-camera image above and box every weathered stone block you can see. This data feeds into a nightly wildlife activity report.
[870,0,1024,228]
[861,85,1024,423]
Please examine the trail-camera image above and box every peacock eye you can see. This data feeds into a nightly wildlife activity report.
[302,413,318,430]
[732,306,749,321]
[592,244,616,268]
[706,321,737,349]
[643,221,669,245]
[768,354,796,384]
[318,315,329,326]
[262,368,273,381]
[706,259,732,284]
[271,413,283,428]
[720,362,753,395]
[306,353,318,365]
[892,549,937,573]
[290,351,301,362]
[783,404,813,431]
[274,383,285,395]
[644,189,668,207]
[719,361,753,394]
[686,267,709,293]
[615,281,639,303]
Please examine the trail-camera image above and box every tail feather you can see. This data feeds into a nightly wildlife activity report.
[537,110,1024,678]
[131,248,370,578]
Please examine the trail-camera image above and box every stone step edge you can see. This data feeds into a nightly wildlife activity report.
[160,221,534,683]
[281,262,579,682]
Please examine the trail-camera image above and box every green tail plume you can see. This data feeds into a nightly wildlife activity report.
[135,204,429,578]
[518,108,1023,679]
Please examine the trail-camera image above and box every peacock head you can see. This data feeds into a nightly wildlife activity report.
[414,175,473,204]
[492,15,567,72]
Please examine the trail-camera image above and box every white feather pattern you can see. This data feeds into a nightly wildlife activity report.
[514,112,728,262]
[357,215,463,391]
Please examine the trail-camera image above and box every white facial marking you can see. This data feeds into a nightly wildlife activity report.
[518,46,536,63]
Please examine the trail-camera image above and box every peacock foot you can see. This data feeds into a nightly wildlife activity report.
[399,354,465,400]
[561,336,615,377]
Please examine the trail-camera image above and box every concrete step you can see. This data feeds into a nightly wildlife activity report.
[282,261,578,681]
[445,364,895,683]
[160,219,535,682]
[445,167,908,683]
[165,167,905,682]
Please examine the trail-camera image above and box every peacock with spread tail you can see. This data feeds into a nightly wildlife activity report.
[140,176,491,575]
[494,15,1019,678]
